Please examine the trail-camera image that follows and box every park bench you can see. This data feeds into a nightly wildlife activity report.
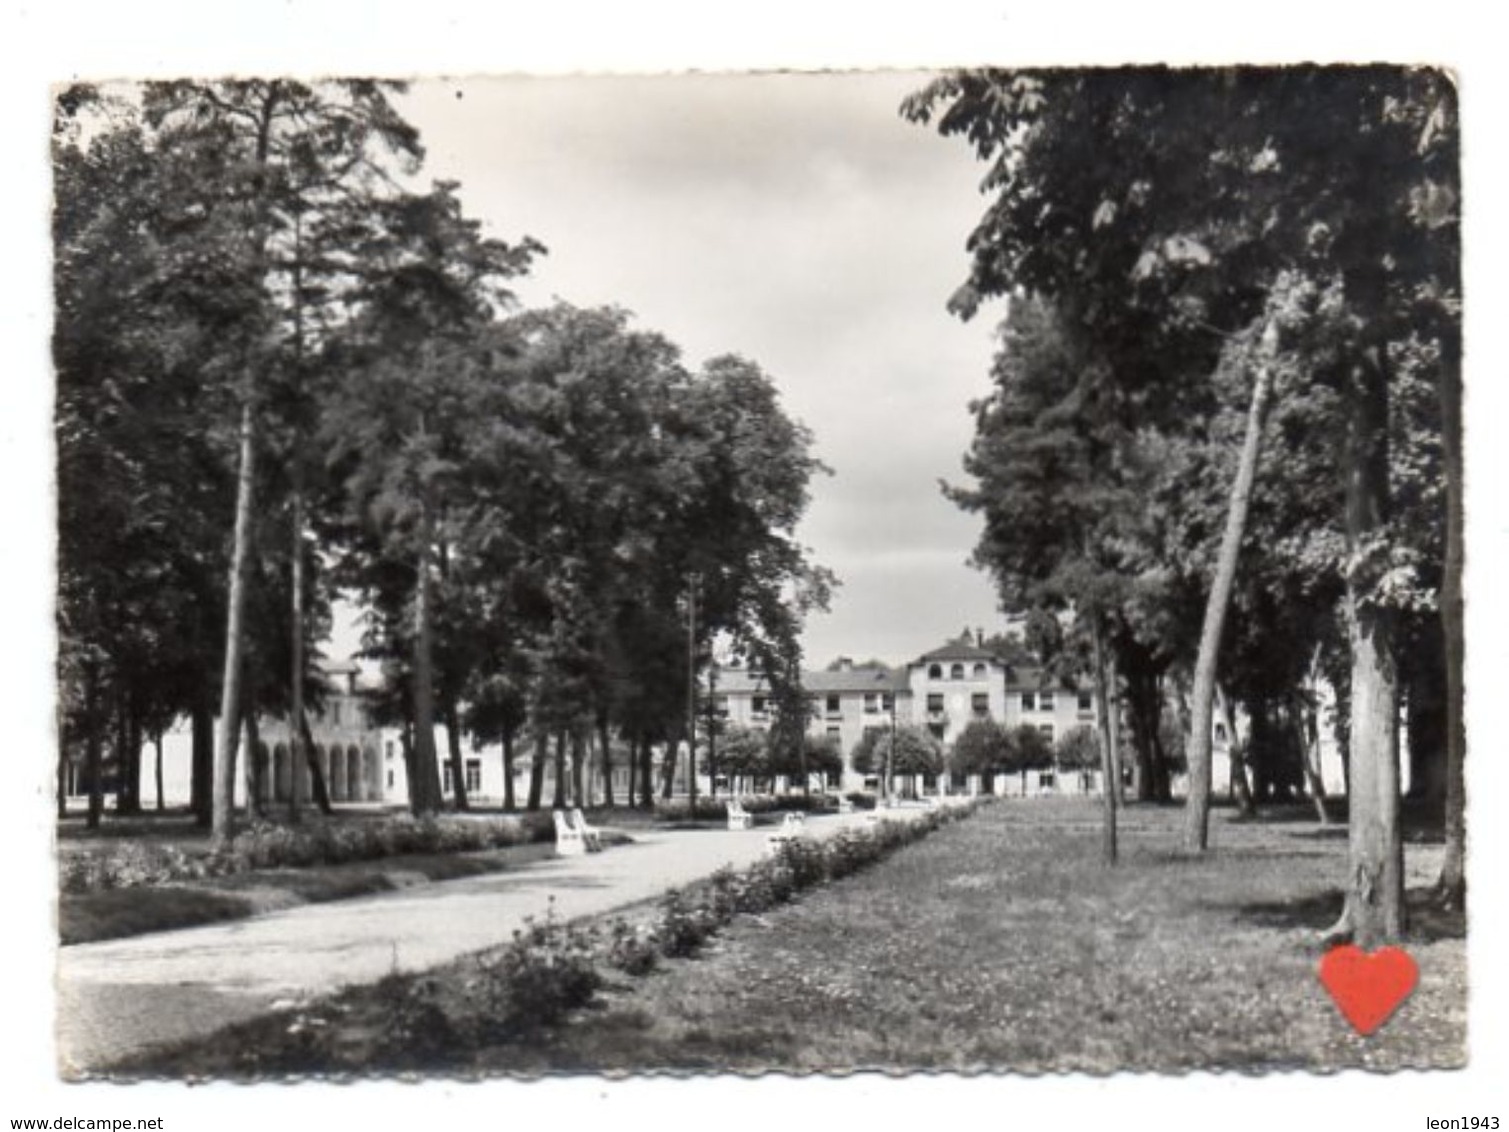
[552,809,587,857]
[570,807,604,852]
[726,797,754,831]
[766,811,806,853]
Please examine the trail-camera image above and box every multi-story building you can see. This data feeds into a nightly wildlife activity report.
[718,632,1104,793]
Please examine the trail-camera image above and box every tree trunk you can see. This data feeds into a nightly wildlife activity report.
[294,718,330,815]
[501,721,517,812]
[1249,697,1274,803]
[289,489,306,824]
[1333,353,1405,948]
[1438,345,1465,906]
[84,665,103,830]
[298,710,334,815]
[570,729,586,807]
[553,731,568,808]
[410,496,442,816]
[114,694,141,815]
[661,724,680,801]
[638,735,655,809]
[127,706,143,814]
[213,395,256,846]
[153,727,164,812]
[57,732,69,821]
[1293,691,1330,824]
[115,695,143,814]
[444,698,469,811]
[400,720,415,807]
[527,730,545,811]
[1222,687,1256,816]
[596,711,613,808]
[112,693,129,813]
[1404,633,1447,804]
[1125,662,1160,802]
[1106,647,1125,805]
[191,687,213,827]
[1183,335,1274,852]
[1150,676,1172,802]
[1090,612,1118,865]
[243,706,264,818]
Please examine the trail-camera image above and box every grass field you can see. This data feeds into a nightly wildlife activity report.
[112,798,1465,1077]
[495,799,1464,1075]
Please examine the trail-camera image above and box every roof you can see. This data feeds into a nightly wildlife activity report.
[803,667,909,693]
[914,640,1003,665]
[718,665,909,695]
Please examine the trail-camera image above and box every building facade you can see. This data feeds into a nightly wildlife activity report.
[717,633,1107,794]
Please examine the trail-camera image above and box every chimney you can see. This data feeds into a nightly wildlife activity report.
[836,656,853,671]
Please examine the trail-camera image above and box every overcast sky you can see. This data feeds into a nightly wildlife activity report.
[355,72,1007,668]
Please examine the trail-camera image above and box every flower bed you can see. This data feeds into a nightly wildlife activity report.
[59,812,556,895]
[107,798,993,1076]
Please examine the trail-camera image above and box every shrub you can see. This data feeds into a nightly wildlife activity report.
[372,973,459,1064]
[739,794,838,816]
[652,798,730,823]
[656,887,723,958]
[604,917,659,976]
[61,812,545,894]
[825,829,883,878]
[473,899,602,1037]
[774,838,829,889]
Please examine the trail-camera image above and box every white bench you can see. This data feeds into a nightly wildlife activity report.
[766,811,806,853]
[553,809,587,856]
[726,797,754,831]
[570,807,604,852]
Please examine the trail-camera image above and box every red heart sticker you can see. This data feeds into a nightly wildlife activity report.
[1318,944,1418,1035]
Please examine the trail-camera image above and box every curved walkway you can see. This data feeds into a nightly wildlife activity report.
[56,805,951,1073]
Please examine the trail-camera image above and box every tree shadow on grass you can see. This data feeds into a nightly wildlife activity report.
[1224,886,1465,943]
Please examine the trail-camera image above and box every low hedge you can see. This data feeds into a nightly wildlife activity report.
[646,797,988,958]
[59,812,555,895]
[652,792,845,823]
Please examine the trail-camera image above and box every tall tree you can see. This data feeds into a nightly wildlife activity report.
[323,184,541,816]
[135,79,424,843]
[907,66,1458,941]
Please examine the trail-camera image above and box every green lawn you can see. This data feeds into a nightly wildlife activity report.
[498,800,1463,1074]
[111,798,1465,1076]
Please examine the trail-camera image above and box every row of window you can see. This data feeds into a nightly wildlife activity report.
[740,690,1093,718]
[746,693,898,717]
[926,662,992,680]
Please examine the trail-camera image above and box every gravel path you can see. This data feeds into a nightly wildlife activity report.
[56,807,936,1073]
